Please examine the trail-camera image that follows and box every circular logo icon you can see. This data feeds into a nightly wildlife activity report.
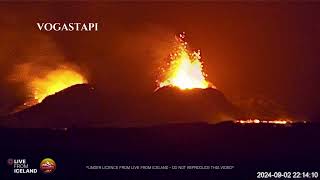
[40,158,56,174]
[7,158,13,166]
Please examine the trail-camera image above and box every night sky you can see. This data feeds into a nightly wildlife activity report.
[0,2,319,121]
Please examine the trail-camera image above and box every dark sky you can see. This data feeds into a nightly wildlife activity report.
[0,2,319,120]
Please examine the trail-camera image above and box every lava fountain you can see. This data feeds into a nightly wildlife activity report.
[157,32,215,90]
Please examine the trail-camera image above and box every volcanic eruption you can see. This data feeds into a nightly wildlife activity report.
[157,32,215,90]
[1,32,297,127]
[153,33,237,123]
[154,33,299,125]
[12,64,88,111]
[1,32,238,127]
[154,33,295,125]
[28,67,88,104]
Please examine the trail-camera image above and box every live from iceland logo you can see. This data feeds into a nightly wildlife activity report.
[7,158,37,174]
[7,157,56,175]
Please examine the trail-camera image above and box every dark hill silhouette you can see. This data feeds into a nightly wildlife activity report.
[0,85,239,127]
[1,84,105,127]
[151,86,239,124]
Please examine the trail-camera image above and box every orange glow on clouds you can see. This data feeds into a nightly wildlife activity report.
[30,69,87,103]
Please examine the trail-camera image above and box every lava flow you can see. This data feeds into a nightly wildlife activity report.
[234,119,293,125]
[24,67,88,106]
[157,32,215,90]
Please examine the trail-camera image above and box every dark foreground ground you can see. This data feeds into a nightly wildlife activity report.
[1,122,319,179]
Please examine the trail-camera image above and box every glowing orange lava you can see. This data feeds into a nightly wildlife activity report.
[158,32,215,90]
[235,119,293,125]
[28,68,87,104]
